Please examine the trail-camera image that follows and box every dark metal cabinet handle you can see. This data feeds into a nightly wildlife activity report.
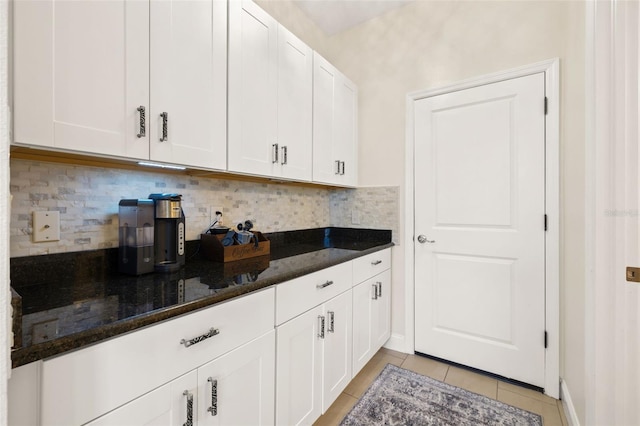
[316,280,334,289]
[180,327,220,348]
[136,106,146,138]
[281,146,288,165]
[328,311,335,333]
[376,282,382,298]
[318,315,325,339]
[182,390,193,426]
[372,283,378,300]
[207,377,218,416]
[371,260,382,266]
[272,143,279,163]
[340,161,346,175]
[335,160,341,175]
[160,112,168,142]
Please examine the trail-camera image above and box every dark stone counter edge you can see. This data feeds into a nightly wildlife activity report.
[11,242,394,368]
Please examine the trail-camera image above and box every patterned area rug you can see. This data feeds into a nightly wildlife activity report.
[340,364,542,426]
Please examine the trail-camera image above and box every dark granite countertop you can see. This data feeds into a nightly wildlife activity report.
[10,227,392,368]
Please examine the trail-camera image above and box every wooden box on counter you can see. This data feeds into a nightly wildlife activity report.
[200,231,270,262]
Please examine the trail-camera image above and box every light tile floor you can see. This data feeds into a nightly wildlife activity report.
[314,348,568,426]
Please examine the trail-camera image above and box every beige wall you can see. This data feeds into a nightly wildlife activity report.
[259,0,587,422]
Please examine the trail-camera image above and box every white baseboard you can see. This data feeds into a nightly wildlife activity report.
[383,333,408,354]
[560,379,581,426]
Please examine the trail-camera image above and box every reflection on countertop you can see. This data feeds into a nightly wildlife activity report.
[10,227,392,367]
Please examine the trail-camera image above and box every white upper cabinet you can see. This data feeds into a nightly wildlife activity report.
[312,52,358,187]
[228,0,313,181]
[149,0,227,170]
[13,0,150,159]
[13,0,227,171]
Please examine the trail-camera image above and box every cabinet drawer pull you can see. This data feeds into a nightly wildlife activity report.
[335,160,341,175]
[340,161,346,175]
[207,377,218,416]
[318,315,325,339]
[180,327,220,348]
[371,260,382,266]
[281,145,288,165]
[316,280,334,289]
[183,390,194,426]
[136,106,146,138]
[376,281,382,298]
[160,112,168,142]
[372,283,378,300]
[328,311,335,333]
[272,143,279,163]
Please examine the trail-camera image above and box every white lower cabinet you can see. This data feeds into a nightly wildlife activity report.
[352,269,392,374]
[87,331,275,426]
[197,331,275,426]
[86,370,198,426]
[11,249,392,426]
[275,290,352,426]
[40,288,275,426]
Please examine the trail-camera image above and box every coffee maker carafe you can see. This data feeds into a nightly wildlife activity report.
[149,193,185,273]
[118,199,155,275]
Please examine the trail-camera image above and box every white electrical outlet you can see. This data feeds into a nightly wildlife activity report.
[33,211,61,243]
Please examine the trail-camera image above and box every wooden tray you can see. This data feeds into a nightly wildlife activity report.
[200,231,270,262]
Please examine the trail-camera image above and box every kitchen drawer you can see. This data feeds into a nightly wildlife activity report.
[275,261,352,325]
[353,248,391,284]
[40,287,275,426]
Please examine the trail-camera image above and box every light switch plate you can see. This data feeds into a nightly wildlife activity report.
[33,211,60,243]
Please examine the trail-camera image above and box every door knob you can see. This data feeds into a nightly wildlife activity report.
[417,235,435,244]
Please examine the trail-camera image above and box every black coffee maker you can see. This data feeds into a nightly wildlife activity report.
[149,193,185,273]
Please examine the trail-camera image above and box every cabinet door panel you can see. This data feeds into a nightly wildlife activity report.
[312,53,338,185]
[352,278,375,374]
[277,25,312,181]
[199,331,275,426]
[276,306,323,425]
[228,0,278,176]
[150,0,227,170]
[323,291,353,412]
[13,0,149,159]
[373,269,392,348]
[87,370,197,426]
[334,77,358,186]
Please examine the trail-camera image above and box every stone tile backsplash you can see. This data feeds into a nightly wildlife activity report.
[330,186,399,244]
[10,159,398,257]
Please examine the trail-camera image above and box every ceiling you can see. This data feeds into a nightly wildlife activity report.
[293,0,413,36]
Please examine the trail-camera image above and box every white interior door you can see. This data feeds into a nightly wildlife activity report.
[414,73,546,388]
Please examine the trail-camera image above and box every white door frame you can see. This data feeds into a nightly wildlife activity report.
[404,59,560,398]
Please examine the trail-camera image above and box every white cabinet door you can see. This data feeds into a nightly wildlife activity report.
[276,25,313,181]
[87,370,198,426]
[352,269,391,374]
[333,76,358,185]
[228,0,278,176]
[198,331,275,426]
[373,269,392,350]
[322,290,353,412]
[352,278,375,374]
[149,0,227,170]
[276,306,323,426]
[13,0,149,159]
[312,52,358,187]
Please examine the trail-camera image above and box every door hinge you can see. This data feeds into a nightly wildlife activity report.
[544,331,548,349]
[544,97,548,115]
[544,214,548,231]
